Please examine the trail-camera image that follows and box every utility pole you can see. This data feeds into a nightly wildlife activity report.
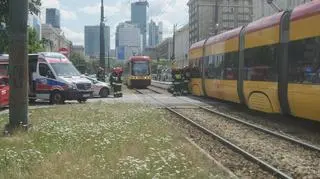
[6,0,29,133]
[107,48,110,70]
[214,0,219,35]
[100,0,106,81]
[171,24,176,61]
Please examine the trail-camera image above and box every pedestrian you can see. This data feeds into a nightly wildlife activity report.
[182,66,191,95]
[96,67,105,82]
[172,68,183,96]
[115,67,123,97]
[109,67,123,97]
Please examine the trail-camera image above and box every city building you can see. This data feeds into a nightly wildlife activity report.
[253,0,313,20]
[158,22,163,43]
[46,8,60,29]
[148,20,163,48]
[72,45,85,56]
[155,37,173,61]
[188,0,253,45]
[115,22,141,60]
[174,25,189,68]
[84,25,110,58]
[28,11,41,40]
[41,24,72,56]
[131,0,149,50]
[142,47,157,60]
[109,49,116,58]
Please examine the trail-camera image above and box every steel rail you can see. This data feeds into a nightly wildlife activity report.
[176,97,320,153]
[137,89,292,179]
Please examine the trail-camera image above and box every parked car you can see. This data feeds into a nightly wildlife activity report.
[0,76,9,108]
[84,76,110,98]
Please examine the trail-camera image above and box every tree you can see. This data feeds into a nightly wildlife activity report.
[0,0,41,53]
[0,0,41,24]
[70,52,87,74]
[28,27,43,53]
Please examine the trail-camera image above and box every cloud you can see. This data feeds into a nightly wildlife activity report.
[50,0,189,48]
[42,0,60,9]
[148,0,189,39]
[60,9,77,20]
[41,0,77,22]
[79,3,122,17]
[61,27,84,45]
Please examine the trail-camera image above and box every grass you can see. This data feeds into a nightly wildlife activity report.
[0,102,230,179]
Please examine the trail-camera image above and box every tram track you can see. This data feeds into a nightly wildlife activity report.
[136,88,294,178]
[173,94,320,178]
[150,83,320,148]
[176,97,320,153]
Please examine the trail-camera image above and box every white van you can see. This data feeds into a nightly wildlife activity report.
[0,52,93,104]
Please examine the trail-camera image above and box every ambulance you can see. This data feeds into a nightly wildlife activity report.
[0,52,93,104]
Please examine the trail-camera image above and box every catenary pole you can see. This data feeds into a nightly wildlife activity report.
[100,0,106,81]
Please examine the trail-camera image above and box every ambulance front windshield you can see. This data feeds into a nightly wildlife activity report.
[51,63,80,77]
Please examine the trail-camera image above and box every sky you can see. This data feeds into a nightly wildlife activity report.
[41,0,189,49]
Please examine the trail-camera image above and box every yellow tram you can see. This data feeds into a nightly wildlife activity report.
[188,1,320,121]
[124,56,152,88]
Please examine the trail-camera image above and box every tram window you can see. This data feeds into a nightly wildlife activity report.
[288,37,320,84]
[204,56,209,77]
[132,62,150,76]
[206,55,224,79]
[244,45,277,81]
[191,59,201,78]
[223,52,239,80]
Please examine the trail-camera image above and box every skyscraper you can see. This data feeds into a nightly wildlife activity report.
[115,22,141,60]
[148,20,158,47]
[131,0,148,50]
[46,8,60,29]
[158,22,163,43]
[84,25,110,57]
[148,20,163,47]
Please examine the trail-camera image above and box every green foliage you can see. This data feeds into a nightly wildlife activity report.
[0,0,41,25]
[0,30,8,53]
[0,0,42,53]
[151,59,171,74]
[0,103,224,178]
[28,28,43,53]
[70,52,88,74]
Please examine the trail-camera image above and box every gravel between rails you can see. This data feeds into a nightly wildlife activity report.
[175,108,320,178]
[165,111,276,179]
[179,96,320,147]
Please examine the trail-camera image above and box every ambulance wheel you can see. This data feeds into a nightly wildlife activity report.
[50,91,65,104]
[99,88,109,98]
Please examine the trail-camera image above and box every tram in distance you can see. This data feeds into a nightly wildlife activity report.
[124,56,152,88]
[188,1,320,122]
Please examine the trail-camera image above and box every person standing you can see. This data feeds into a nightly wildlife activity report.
[172,68,183,96]
[182,66,191,95]
[109,68,123,97]
[96,67,105,82]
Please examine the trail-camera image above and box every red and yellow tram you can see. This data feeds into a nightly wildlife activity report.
[124,56,152,88]
[189,1,320,121]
